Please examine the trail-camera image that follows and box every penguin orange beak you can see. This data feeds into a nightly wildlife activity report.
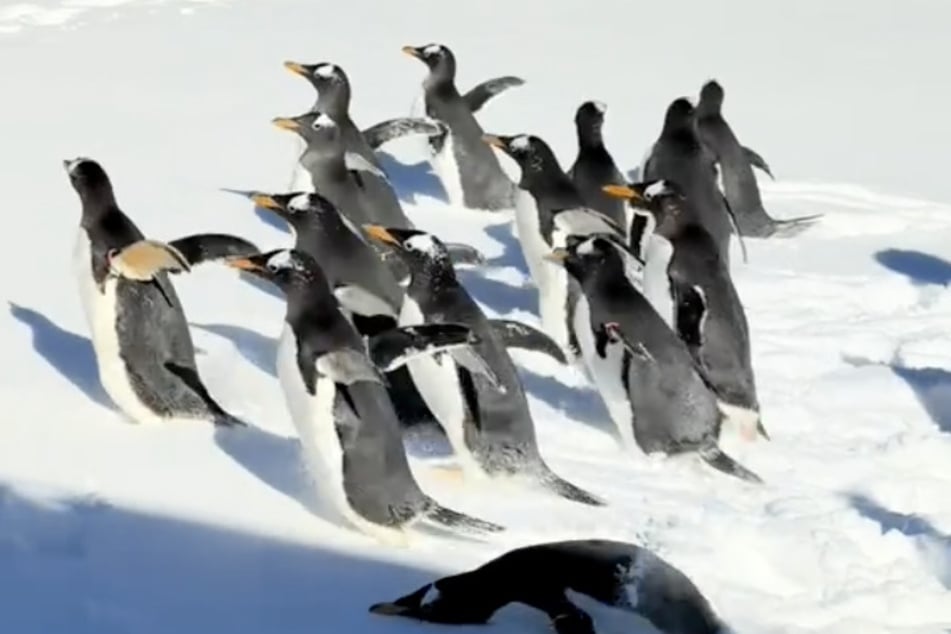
[363,224,401,246]
[602,184,644,202]
[482,134,506,150]
[250,194,282,210]
[283,61,309,77]
[272,117,301,131]
[543,249,570,264]
[224,257,265,273]
[401,45,421,59]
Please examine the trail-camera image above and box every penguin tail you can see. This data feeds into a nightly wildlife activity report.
[424,503,504,534]
[698,446,763,484]
[541,471,607,507]
[769,213,823,237]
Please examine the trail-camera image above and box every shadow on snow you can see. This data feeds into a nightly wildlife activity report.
[874,249,951,287]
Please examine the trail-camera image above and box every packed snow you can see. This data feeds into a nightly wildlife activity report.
[2,1,950,633]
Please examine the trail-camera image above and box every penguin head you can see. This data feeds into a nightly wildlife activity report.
[574,100,608,145]
[662,98,697,136]
[402,43,456,83]
[544,235,621,282]
[224,248,327,295]
[698,79,725,114]
[370,578,495,625]
[63,157,115,205]
[603,180,686,239]
[283,61,351,114]
[272,111,341,146]
[363,225,453,276]
[483,133,558,179]
[247,191,338,228]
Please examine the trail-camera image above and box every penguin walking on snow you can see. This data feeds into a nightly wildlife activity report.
[696,80,821,238]
[483,133,630,363]
[567,100,627,228]
[403,43,524,211]
[365,225,605,506]
[545,235,762,483]
[65,157,258,426]
[371,539,728,634]
[605,181,767,441]
[223,248,503,543]
[282,60,447,229]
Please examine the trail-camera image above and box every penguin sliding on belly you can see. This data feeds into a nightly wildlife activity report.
[402,43,523,211]
[605,181,768,442]
[65,157,259,426]
[222,248,503,543]
[545,235,762,483]
[483,133,632,363]
[282,60,452,229]
[371,539,728,634]
[567,100,627,228]
[365,225,605,506]
[695,80,821,238]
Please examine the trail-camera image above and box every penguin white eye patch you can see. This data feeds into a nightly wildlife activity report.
[313,64,337,78]
[288,194,310,212]
[404,234,439,255]
[313,114,337,129]
[510,135,531,151]
[266,251,302,270]
[423,44,441,56]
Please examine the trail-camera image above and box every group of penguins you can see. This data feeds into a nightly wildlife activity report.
[65,42,823,634]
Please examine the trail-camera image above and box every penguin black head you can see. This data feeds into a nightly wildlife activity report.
[544,235,623,283]
[662,98,697,136]
[402,43,456,84]
[283,61,351,115]
[604,180,686,239]
[272,110,342,148]
[245,191,338,229]
[483,133,561,181]
[369,578,496,625]
[698,80,725,114]
[224,248,329,297]
[364,225,454,277]
[63,157,116,208]
[574,100,608,147]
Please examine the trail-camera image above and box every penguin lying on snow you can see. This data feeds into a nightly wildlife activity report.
[370,539,728,634]
[545,235,762,483]
[65,157,258,427]
[695,79,821,238]
[364,225,605,506]
[568,100,627,228]
[605,181,768,442]
[403,43,523,211]
[221,248,503,543]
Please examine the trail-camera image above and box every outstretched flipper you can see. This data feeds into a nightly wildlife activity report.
[367,323,478,372]
[424,502,504,534]
[489,319,568,365]
[463,76,526,113]
[168,233,260,267]
[742,146,774,179]
[362,117,446,150]
[445,242,487,268]
[316,349,384,385]
[769,213,824,238]
[698,445,762,484]
[333,284,398,319]
[106,240,191,307]
[539,470,606,507]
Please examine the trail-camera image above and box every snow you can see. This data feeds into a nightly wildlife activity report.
[2,0,951,633]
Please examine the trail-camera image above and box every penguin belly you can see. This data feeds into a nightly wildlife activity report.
[642,235,675,327]
[573,296,637,450]
[288,137,315,193]
[73,230,169,425]
[430,130,466,209]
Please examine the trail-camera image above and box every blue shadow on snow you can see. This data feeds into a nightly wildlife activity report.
[8,302,111,409]
[193,323,277,377]
[458,222,535,317]
[378,150,447,205]
[874,249,951,286]
[0,483,437,634]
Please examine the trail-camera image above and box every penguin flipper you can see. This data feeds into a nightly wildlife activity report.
[424,503,504,534]
[167,233,260,268]
[449,348,505,393]
[333,284,398,319]
[672,283,706,350]
[344,152,390,183]
[769,213,824,237]
[489,319,567,365]
[698,446,762,484]
[463,76,526,113]
[367,323,476,372]
[316,349,384,385]
[540,470,606,507]
[444,242,487,268]
[362,117,445,150]
[108,239,191,280]
[742,146,774,179]
[719,194,749,262]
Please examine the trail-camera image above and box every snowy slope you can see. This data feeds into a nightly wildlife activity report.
[2,1,951,633]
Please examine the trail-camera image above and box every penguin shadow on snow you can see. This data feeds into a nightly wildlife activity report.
[844,353,951,433]
[192,322,277,376]
[8,302,111,409]
[874,248,951,287]
[0,483,439,634]
[517,368,614,435]
[377,150,447,205]
[458,222,536,317]
[847,493,951,588]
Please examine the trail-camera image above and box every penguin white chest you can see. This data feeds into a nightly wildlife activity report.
[642,236,675,327]
[275,324,347,512]
[573,296,636,449]
[72,230,163,425]
[288,137,316,193]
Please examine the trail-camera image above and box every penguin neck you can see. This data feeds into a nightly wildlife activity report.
[79,186,120,229]
[315,94,350,124]
[662,123,702,151]
[301,145,348,179]
[406,260,456,299]
[285,282,338,327]
[576,124,606,152]
[521,164,577,202]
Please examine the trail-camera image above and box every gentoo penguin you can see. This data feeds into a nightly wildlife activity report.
[567,100,627,227]
[283,60,446,229]
[545,235,762,482]
[641,98,737,262]
[605,181,767,442]
[403,43,522,211]
[483,133,629,361]
[65,157,258,427]
[365,225,604,506]
[695,80,821,237]
[370,539,728,634]
[223,248,503,542]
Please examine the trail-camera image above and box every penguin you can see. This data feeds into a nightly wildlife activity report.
[605,181,768,442]
[222,248,503,542]
[544,235,762,483]
[641,98,738,262]
[695,79,821,238]
[370,539,728,634]
[483,133,630,362]
[64,157,258,427]
[402,43,523,211]
[567,100,627,227]
[364,225,605,506]
[283,60,448,229]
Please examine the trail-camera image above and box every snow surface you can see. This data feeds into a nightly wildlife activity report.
[2,1,951,633]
